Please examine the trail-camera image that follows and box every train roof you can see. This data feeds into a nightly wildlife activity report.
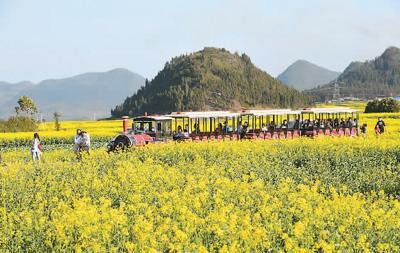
[300,107,359,114]
[242,109,294,116]
[135,107,359,120]
[168,111,241,118]
[133,115,173,121]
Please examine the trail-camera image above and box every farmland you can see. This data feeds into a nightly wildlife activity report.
[1,104,400,251]
[1,129,400,251]
[1,102,400,149]
[0,120,121,148]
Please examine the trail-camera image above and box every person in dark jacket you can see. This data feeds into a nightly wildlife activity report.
[240,121,249,139]
[375,117,386,134]
[360,123,367,138]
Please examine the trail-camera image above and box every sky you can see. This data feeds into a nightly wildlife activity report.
[1,0,399,83]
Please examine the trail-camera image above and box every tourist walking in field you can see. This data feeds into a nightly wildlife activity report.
[375,117,386,134]
[80,131,91,155]
[73,129,91,159]
[73,129,82,153]
[31,133,42,161]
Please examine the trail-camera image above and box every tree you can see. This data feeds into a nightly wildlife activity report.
[364,98,400,113]
[15,96,38,116]
[53,112,62,131]
[0,116,37,132]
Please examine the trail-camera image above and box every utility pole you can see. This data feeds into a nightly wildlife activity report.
[332,80,340,100]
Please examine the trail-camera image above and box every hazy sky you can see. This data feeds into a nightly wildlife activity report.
[1,0,399,83]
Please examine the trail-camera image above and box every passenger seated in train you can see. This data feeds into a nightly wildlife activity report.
[223,121,231,133]
[261,124,268,133]
[346,117,352,128]
[315,119,321,130]
[281,119,288,130]
[334,118,339,128]
[326,119,333,130]
[340,118,346,129]
[268,121,276,131]
[301,120,308,129]
[319,120,325,129]
[193,123,200,134]
[240,122,249,138]
[173,125,186,140]
[237,121,243,133]
[293,120,300,129]
[216,123,223,135]
[183,129,190,138]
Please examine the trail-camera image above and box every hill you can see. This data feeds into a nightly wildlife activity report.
[0,81,34,108]
[112,48,310,117]
[0,69,145,120]
[277,60,340,90]
[307,47,400,101]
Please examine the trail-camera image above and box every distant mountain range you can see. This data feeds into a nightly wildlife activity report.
[3,46,398,120]
[0,69,145,120]
[0,81,34,104]
[307,47,400,101]
[111,47,310,117]
[277,60,340,90]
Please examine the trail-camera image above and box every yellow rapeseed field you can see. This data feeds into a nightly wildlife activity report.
[1,102,400,251]
[1,131,400,251]
[0,120,122,147]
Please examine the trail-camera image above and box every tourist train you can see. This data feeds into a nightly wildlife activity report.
[107,107,359,152]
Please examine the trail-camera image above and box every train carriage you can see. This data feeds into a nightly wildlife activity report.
[240,109,301,139]
[168,111,241,141]
[299,107,359,137]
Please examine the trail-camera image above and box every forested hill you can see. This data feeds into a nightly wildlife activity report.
[306,46,400,101]
[112,47,310,117]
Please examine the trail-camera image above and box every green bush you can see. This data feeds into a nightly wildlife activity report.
[364,98,400,113]
[0,116,38,133]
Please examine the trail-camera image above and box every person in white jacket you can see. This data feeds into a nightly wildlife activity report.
[31,133,41,161]
[80,131,91,154]
[73,129,82,153]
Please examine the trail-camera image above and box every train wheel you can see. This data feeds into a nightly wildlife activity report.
[112,135,133,152]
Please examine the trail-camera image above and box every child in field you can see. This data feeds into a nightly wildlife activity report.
[360,124,367,138]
